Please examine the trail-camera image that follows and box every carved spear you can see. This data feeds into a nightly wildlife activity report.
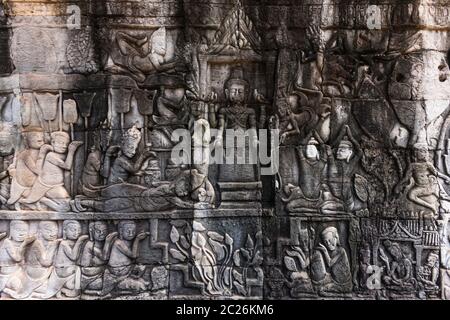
[110,88,132,134]
[73,91,96,156]
[34,92,59,133]
[63,99,78,196]
[134,89,155,146]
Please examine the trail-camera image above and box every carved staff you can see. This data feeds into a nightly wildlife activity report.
[134,89,154,146]
[19,93,33,127]
[34,92,58,133]
[110,88,132,134]
[63,99,78,196]
[73,91,96,156]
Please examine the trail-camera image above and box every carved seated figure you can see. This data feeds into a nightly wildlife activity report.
[379,240,416,290]
[9,221,59,299]
[281,136,344,214]
[103,125,154,186]
[0,221,34,297]
[327,126,364,212]
[19,132,83,212]
[80,221,116,294]
[34,220,88,299]
[99,220,149,296]
[395,143,450,216]
[108,27,179,83]
[417,251,439,292]
[0,130,15,207]
[79,144,103,198]
[310,227,352,293]
[7,127,46,210]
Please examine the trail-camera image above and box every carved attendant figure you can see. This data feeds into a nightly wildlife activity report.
[7,127,46,209]
[0,221,34,297]
[327,126,363,211]
[100,220,149,296]
[36,220,88,298]
[80,221,116,293]
[379,240,416,289]
[310,226,352,293]
[20,132,82,212]
[103,125,154,185]
[395,143,450,215]
[10,221,59,299]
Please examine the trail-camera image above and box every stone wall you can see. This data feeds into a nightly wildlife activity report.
[0,0,448,299]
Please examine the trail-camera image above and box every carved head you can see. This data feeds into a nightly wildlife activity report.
[118,220,136,241]
[305,137,320,160]
[384,240,402,261]
[321,226,339,251]
[51,131,70,154]
[63,220,81,240]
[88,221,108,241]
[336,137,353,162]
[171,170,190,197]
[413,143,429,162]
[39,221,58,241]
[150,27,167,56]
[9,220,29,242]
[426,251,439,267]
[23,127,45,150]
[0,127,14,156]
[225,68,249,104]
[122,125,141,158]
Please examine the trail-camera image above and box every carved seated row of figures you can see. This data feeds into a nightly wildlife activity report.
[280,124,450,216]
[0,219,165,299]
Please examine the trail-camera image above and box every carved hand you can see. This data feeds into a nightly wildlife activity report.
[24,235,36,245]
[68,141,84,152]
[106,145,121,156]
[136,232,149,240]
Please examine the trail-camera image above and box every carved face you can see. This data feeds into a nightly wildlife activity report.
[322,231,337,251]
[122,140,139,158]
[0,134,14,156]
[40,221,58,241]
[52,135,70,154]
[92,222,108,241]
[64,222,81,240]
[387,245,402,260]
[120,222,136,240]
[26,131,45,149]
[10,221,28,242]
[336,145,353,161]
[415,148,428,162]
[305,144,319,160]
[227,83,247,104]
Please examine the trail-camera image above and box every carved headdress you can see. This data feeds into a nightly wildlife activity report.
[122,124,142,146]
[225,66,249,90]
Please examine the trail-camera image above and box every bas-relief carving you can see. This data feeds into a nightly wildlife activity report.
[0,0,450,300]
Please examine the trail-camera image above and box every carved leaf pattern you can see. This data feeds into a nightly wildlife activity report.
[354,174,370,202]
[284,256,298,272]
[170,249,186,262]
[170,226,180,243]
